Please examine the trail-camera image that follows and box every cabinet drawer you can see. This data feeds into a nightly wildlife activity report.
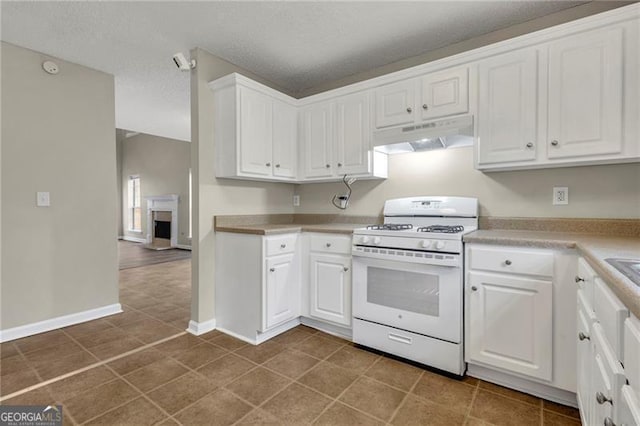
[576,257,596,311]
[624,316,640,395]
[593,278,629,362]
[468,246,554,277]
[592,324,625,424]
[264,234,297,257]
[309,234,352,255]
[619,385,640,426]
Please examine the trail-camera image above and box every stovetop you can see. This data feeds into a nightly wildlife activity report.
[354,224,476,240]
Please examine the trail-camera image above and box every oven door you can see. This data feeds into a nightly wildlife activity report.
[352,254,462,343]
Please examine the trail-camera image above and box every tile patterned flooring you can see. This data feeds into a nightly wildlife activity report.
[0,257,582,425]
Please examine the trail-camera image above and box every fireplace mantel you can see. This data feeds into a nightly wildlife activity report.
[145,194,179,248]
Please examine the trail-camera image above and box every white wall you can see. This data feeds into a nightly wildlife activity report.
[1,42,119,330]
[295,148,640,218]
[190,48,295,325]
[119,132,191,246]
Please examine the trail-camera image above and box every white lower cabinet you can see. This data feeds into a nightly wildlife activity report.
[264,254,299,330]
[467,271,552,381]
[308,253,351,326]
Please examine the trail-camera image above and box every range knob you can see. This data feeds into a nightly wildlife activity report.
[421,240,432,249]
[373,237,382,245]
[435,241,446,250]
[361,236,370,244]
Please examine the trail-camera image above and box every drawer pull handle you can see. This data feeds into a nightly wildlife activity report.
[471,286,478,292]
[266,162,271,167]
[269,268,275,272]
[343,267,349,272]
[578,332,590,341]
[422,104,428,110]
[575,276,585,283]
[526,142,534,148]
[406,107,413,114]
[326,243,332,248]
[280,244,286,249]
[388,333,412,345]
[551,140,559,146]
[504,260,512,266]
[604,417,615,426]
[596,392,612,405]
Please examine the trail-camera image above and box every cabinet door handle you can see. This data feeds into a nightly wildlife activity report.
[269,268,275,272]
[575,276,585,283]
[343,267,349,272]
[604,417,615,426]
[266,162,271,167]
[526,142,533,148]
[471,286,478,291]
[596,392,612,405]
[504,260,512,265]
[422,104,428,110]
[275,164,281,168]
[326,243,332,248]
[280,244,286,249]
[578,332,590,341]
[325,164,330,168]
[551,140,559,146]
[337,163,342,167]
[406,107,412,113]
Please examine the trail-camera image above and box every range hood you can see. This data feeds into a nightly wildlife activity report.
[373,115,474,154]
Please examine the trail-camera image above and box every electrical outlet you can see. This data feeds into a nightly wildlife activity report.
[553,187,568,205]
[37,191,50,207]
[293,195,300,207]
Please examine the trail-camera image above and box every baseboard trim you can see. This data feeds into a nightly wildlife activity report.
[122,235,146,244]
[467,363,578,407]
[186,319,216,336]
[0,303,123,343]
[176,244,192,251]
[300,317,352,340]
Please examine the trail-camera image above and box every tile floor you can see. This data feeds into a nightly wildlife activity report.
[0,257,582,425]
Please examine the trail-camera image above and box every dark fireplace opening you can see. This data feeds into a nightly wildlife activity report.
[154,220,171,239]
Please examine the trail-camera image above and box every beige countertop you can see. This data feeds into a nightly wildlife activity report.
[214,222,368,235]
[464,229,640,319]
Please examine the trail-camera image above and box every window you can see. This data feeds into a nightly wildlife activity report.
[128,176,141,232]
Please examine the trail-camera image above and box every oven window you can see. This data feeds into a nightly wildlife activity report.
[367,267,439,316]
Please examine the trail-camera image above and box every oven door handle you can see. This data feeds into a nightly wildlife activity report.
[388,332,413,345]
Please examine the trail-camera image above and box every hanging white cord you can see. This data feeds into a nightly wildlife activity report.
[332,175,356,210]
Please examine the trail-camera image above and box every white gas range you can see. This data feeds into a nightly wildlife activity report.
[351,196,478,376]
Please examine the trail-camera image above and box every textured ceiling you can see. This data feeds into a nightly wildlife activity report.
[1,1,589,141]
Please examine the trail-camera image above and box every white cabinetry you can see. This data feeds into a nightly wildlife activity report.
[476,23,638,171]
[211,74,298,181]
[374,79,417,128]
[547,28,623,159]
[305,234,352,327]
[477,49,538,165]
[299,93,387,181]
[215,232,300,344]
[420,67,469,120]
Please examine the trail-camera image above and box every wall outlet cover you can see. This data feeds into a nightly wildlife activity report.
[293,195,300,207]
[36,191,50,207]
[553,187,568,205]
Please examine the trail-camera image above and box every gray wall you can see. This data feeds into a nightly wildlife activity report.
[116,129,125,237]
[119,132,191,246]
[1,42,119,330]
[190,48,295,325]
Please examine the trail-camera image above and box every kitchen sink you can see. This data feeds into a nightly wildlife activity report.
[606,258,640,286]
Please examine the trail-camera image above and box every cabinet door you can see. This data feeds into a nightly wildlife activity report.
[468,272,552,381]
[238,86,273,176]
[477,49,538,165]
[547,27,623,159]
[264,254,299,330]
[309,254,351,326]
[272,99,297,179]
[300,103,334,178]
[374,79,416,128]
[335,92,371,175]
[420,67,468,120]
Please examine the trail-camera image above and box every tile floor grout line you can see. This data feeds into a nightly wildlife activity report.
[11,338,46,386]
[464,379,480,423]
[386,368,425,425]
[0,331,187,402]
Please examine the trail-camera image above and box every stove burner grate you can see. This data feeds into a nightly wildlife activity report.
[417,225,465,234]
[366,224,413,231]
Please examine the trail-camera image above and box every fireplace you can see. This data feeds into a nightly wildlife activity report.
[145,195,179,250]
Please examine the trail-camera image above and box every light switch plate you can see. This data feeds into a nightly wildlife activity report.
[553,187,568,205]
[293,195,300,207]
[37,192,50,207]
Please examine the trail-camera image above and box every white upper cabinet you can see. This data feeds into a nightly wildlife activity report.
[335,91,371,175]
[374,79,417,128]
[300,102,334,179]
[477,49,538,165]
[211,74,298,182]
[238,87,273,176]
[547,28,623,159]
[272,99,297,179]
[420,67,469,120]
